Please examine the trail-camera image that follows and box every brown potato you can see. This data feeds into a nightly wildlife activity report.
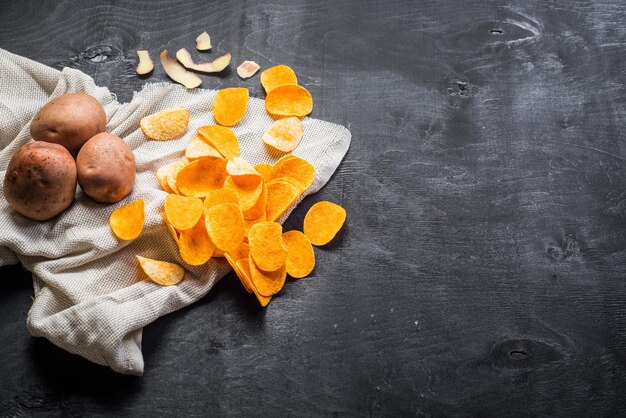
[30,93,107,156]
[77,133,136,203]
[3,142,77,221]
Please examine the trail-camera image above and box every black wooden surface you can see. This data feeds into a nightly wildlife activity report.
[1,0,626,416]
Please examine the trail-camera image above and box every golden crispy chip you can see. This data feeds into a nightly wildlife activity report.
[197,125,240,159]
[160,211,180,244]
[204,202,245,252]
[269,155,316,190]
[226,241,250,262]
[214,249,225,258]
[179,217,215,266]
[141,106,190,141]
[164,194,204,231]
[185,134,222,160]
[203,188,240,210]
[249,256,286,296]
[212,87,249,127]
[223,175,264,212]
[265,177,303,222]
[136,255,185,286]
[244,212,267,239]
[303,201,346,246]
[248,221,287,272]
[225,242,251,293]
[265,85,313,118]
[236,257,272,306]
[243,182,267,220]
[157,159,188,193]
[110,199,144,240]
[226,157,263,187]
[260,65,298,93]
[282,230,315,278]
[262,117,303,153]
[176,158,228,197]
[254,163,273,182]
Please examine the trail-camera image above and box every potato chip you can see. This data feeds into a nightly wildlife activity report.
[262,117,303,153]
[244,212,267,238]
[243,182,267,220]
[212,87,249,127]
[179,217,215,266]
[249,256,287,296]
[260,65,298,93]
[248,221,288,272]
[265,85,313,118]
[164,194,204,231]
[197,125,240,159]
[223,176,264,212]
[160,211,180,244]
[236,257,272,306]
[225,242,251,293]
[185,134,222,160]
[282,230,315,278]
[203,188,240,210]
[269,155,316,190]
[176,158,228,197]
[110,199,144,240]
[204,202,245,252]
[254,163,273,182]
[214,249,225,258]
[265,177,303,222]
[136,255,185,286]
[140,106,190,141]
[158,157,189,194]
[226,157,263,187]
[303,201,346,246]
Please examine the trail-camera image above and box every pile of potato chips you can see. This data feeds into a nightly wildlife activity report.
[109,65,346,306]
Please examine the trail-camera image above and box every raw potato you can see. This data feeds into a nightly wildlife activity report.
[3,142,77,221]
[76,133,136,203]
[30,93,107,156]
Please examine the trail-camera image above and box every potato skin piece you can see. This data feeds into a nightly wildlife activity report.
[3,141,77,221]
[77,133,136,203]
[30,93,107,156]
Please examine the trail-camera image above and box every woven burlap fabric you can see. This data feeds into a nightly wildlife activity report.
[0,48,351,375]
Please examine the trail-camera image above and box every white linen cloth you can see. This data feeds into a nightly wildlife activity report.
[0,48,350,375]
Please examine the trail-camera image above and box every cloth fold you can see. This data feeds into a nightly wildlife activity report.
[0,48,350,375]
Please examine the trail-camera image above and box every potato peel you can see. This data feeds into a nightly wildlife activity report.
[136,50,154,75]
[159,50,201,89]
[237,60,260,79]
[196,31,212,51]
[176,48,231,73]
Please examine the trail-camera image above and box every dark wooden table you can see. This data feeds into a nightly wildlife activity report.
[1,1,625,416]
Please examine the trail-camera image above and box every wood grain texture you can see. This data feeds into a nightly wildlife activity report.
[1,0,626,416]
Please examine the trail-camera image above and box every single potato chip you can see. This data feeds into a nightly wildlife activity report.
[265,85,313,118]
[225,242,251,293]
[110,198,144,240]
[164,194,204,231]
[157,159,186,193]
[237,60,260,79]
[203,188,240,210]
[243,182,267,220]
[136,255,185,286]
[223,175,264,212]
[260,65,298,93]
[265,177,303,222]
[141,106,190,141]
[254,163,273,182]
[249,256,286,297]
[204,202,245,252]
[282,230,315,278]
[212,87,249,127]
[236,257,272,306]
[176,158,228,197]
[303,201,346,246]
[226,157,263,187]
[262,117,303,153]
[269,155,316,190]
[160,211,180,244]
[197,125,240,159]
[244,212,267,238]
[185,134,222,160]
[248,221,287,272]
[179,217,215,266]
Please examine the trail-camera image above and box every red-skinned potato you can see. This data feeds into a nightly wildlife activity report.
[30,93,107,156]
[77,133,136,203]
[3,142,77,221]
